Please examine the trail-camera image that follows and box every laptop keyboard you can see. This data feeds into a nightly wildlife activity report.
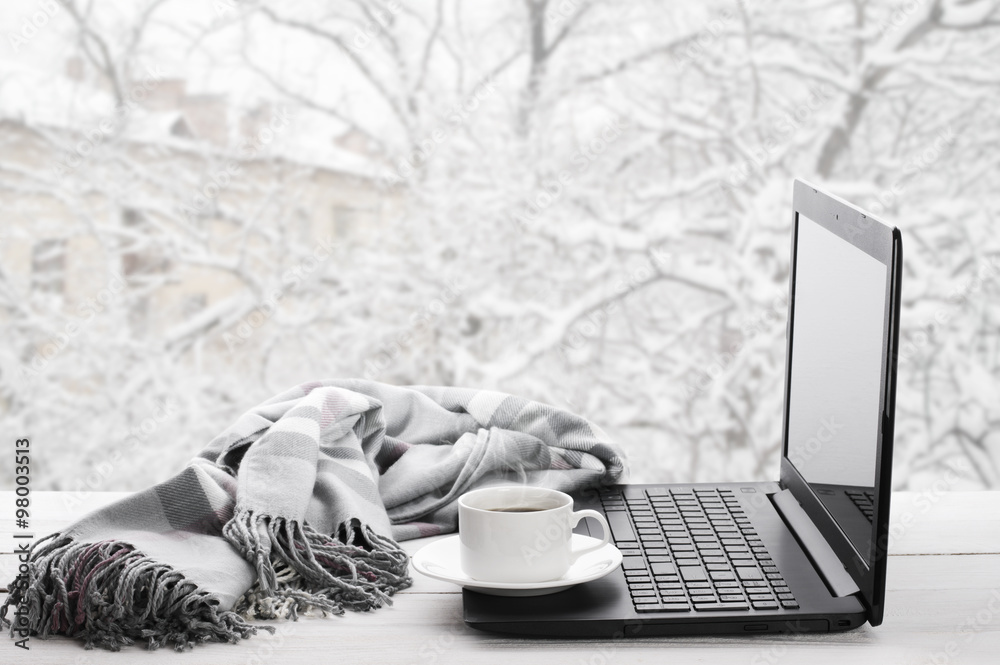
[846,490,875,523]
[600,487,799,614]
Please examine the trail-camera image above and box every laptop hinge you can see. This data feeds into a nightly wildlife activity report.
[771,489,860,598]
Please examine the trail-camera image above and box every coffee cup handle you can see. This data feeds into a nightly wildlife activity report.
[568,510,612,562]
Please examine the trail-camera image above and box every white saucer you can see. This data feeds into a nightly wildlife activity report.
[411,534,622,597]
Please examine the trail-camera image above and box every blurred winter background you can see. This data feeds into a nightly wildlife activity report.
[0,0,997,495]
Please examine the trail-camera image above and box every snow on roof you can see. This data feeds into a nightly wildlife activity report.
[0,61,384,180]
[0,61,110,128]
[270,109,386,179]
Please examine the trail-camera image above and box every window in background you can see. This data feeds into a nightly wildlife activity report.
[332,204,363,240]
[122,208,171,276]
[181,293,207,318]
[31,239,67,296]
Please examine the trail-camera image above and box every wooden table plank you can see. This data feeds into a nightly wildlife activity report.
[1,492,999,663]
[2,577,999,665]
[886,491,1000,555]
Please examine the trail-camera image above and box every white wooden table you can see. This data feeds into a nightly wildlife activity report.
[2,491,999,664]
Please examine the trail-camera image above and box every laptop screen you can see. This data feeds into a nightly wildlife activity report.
[785,213,888,564]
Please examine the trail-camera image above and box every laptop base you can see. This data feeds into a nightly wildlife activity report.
[462,482,867,637]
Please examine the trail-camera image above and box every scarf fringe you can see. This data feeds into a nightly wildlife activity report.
[0,533,267,651]
[223,509,412,620]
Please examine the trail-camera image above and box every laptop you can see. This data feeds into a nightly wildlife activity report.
[463,179,903,636]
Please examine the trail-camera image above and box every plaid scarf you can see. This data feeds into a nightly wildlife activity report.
[2,380,626,651]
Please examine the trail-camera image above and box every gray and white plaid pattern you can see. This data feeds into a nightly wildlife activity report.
[2,379,626,651]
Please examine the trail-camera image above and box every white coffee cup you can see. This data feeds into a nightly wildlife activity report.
[458,486,611,583]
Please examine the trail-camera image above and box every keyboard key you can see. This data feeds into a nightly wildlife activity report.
[680,567,707,581]
[706,563,731,571]
[777,593,795,600]
[781,601,800,610]
[622,558,646,570]
[773,586,790,593]
[650,562,676,576]
[693,602,749,612]
[628,583,654,591]
[689,587,715,596]
[744,580,767,587]
[719,594,746,602]
[715,581,739,588]
[674,551,699,559]
[619,549,642,557]
[736,567,763,580]
[608,512,637,543]
[633,596,659,604]
[639,603,690,613]
[626,576,650,583]
[710,571,735,581]
[752,601,779,610]
[631,590,657,597]
[749,593,773,602]
[686,581,712,588]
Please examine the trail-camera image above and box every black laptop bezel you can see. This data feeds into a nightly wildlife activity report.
[778,179,902,627]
